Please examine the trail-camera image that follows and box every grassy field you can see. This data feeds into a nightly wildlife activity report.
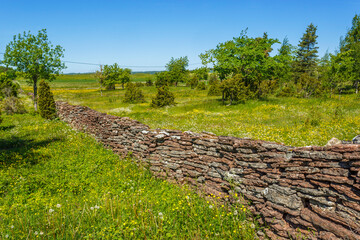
[0,112,257,239]
[19,73,360,147]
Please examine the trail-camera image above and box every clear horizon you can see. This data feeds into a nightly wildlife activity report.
[1,0,359,73]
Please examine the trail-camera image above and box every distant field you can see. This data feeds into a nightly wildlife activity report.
[19,74,360,147]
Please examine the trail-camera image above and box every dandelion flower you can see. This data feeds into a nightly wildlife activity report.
[40,231,44,235]
[5,234,9,238]
[49,209,54,213]
[158,212,164,220]
[56,204,61,208]
[234,210,238,216]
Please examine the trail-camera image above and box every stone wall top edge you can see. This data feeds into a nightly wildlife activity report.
[55,101,359,151]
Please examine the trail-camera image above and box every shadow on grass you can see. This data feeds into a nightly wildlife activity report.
[0,135,64,168]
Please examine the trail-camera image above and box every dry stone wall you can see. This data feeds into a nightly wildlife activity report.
[56,101,360,240]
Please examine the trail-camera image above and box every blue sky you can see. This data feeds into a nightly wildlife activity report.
[1,0,359,73]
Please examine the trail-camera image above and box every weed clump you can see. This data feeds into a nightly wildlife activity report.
[38,80,57,119]
[123,82,145,103]
[151,86,175,107]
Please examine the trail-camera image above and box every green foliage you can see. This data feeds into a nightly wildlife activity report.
[220,74,251,104]
[151,86,175,107]
[2,29,65,111]
[123,82,145,103]
[0,114,257,239]
[292,23,319,97]
[38,80,56,119]
[192,67,209,80]
[0,72,19,99]
[196,81,206,90]
[1,96,26,115]
[207,81,221,96]
[200,30,280,97]
[343,14,360,93]
[166,56,189,86]
[103,63,131,90]
[274,37,295,84]
[188,74,199,89]
[146,78,153,86]
[208,73,219,85]
[155,71,171,87]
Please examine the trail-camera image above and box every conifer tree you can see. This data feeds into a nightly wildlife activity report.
[151,86,175,107]
[293,23,320,97]
[38,80,56,119]
[343,14,360,93]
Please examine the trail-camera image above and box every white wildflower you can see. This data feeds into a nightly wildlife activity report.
[209,205,213,209]
[40,231,44,235]
[10,225,14,229]
[34,231,38,235]
[94,205,100,209]
[5,234,9,238]
[49,208,54,213]
[234,210,238,216]
[158,212,164,220]
[56,204,61,208]
[90,207,94,210]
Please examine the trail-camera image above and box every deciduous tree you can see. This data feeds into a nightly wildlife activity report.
[2,29,65,111]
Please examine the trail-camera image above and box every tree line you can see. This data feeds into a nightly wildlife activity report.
[0,14,359,119]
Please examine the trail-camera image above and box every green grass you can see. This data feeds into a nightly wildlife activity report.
[19,74,360,147]
[0,113,257,239]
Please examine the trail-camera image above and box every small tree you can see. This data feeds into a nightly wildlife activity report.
[38,80,56,119]
[103,63,131,90]
[95,65,105,96]
[151,86,175,107]
[166,56,189,86]
[2,29,65,111]
[123,82,145,103]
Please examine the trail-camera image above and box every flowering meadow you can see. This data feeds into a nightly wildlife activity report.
[0,113,257,239]
[20,73,360,147]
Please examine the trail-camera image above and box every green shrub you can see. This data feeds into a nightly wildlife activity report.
[2,96,26,114]
[123,82,145,103]
[0,72,19,99]
[208,83,222,96]
[38,80,57,119]
[208,73,219,85]
[135,82,144,87]
[155,71,171,87]
[188,75,199,89]
[151,86,175,107]
[145,79,153,86]
[196,81,206,90]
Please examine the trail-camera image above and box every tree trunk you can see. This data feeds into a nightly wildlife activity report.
[122,83,124,89]
[222,91,225,105]
[355,80,359,94]
[33,77,38,111]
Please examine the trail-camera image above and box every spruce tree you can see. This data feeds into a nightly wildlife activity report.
[343,14,360,93]
[151,86,175,107]
[293,23,319,97]
[38,80,57,119]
